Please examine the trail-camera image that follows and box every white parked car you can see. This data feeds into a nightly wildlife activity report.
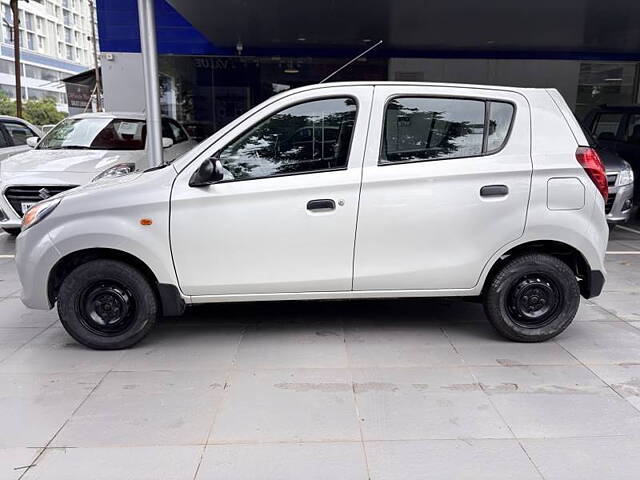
[15,82,608,349]
[0,115,42,162]
[0,112,197,235]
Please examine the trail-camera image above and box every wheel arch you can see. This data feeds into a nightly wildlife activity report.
[47,248,185,316]
[481,240,601,299]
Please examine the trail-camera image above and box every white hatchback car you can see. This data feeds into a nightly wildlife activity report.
[15,82,609,349]
[0,115,42,161]
[0,112,197,235]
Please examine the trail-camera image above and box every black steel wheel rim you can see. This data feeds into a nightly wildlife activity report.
[77,281,136,336]
[506,273,562,329]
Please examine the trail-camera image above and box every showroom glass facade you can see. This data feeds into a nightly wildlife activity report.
[156,55,640,138]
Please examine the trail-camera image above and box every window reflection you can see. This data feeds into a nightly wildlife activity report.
[381,97,485,163]
[218,97,357,181]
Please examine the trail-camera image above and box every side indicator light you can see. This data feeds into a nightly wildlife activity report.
[140,218,153,226]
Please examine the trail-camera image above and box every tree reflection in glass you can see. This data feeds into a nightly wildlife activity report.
[218,98,357,181]
[382,97,485,163]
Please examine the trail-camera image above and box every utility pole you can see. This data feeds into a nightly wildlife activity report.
[88,0,102,111]
[9,0,23,118]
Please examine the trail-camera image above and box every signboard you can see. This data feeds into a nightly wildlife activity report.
[65,82,93,109]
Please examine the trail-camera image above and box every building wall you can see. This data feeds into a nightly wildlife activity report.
[389,58,580,108]
[0,0,97,112]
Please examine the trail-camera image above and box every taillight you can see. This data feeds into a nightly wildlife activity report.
[575,147,608,202]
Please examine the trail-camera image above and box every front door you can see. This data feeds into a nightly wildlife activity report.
[170,86,373,296]
[353,85,532,291]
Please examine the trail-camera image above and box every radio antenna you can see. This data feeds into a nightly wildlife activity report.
[319,40,383,83]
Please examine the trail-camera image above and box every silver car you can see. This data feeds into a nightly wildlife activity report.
[600,148,634,226]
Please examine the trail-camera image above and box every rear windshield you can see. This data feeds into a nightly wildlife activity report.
[38,118,146,150]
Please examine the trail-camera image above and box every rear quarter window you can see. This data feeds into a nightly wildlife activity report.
[380,97,515,165]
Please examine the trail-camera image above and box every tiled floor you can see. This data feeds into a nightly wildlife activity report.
[1,223,639,479]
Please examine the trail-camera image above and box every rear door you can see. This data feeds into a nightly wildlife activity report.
[353,85,532,291]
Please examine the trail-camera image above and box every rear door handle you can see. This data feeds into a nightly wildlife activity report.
[307,199,335,211]
[480,185,509,197]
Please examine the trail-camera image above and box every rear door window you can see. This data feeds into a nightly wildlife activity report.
[592,113,623,141]
[380,97,514,164]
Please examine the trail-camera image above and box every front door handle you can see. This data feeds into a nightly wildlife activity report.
[480,185,509,197]
[307,199,336,211]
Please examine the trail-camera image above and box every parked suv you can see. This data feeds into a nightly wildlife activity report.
[0,112,197,235]
[583,105,640,205]
[15,82,608,349]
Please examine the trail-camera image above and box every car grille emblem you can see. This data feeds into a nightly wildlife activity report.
[38,188,51,200]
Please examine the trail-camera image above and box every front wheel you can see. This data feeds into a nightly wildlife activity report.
[483,253,580,342]
[57,259,158,349]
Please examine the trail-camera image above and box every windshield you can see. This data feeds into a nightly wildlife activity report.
[38,118,146,150]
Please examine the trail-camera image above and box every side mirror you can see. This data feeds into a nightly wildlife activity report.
[162,137,174,148]
[189,157,224,187]
[26,136,39,148]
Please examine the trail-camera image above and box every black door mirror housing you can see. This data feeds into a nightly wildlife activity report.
[189,158,224,187]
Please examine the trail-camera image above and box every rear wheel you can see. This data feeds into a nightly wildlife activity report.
[57,259,158,349]
[2,228,20,236]
[483,253,580,342]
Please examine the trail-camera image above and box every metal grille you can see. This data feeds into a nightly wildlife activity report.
[4,185,78,217]
[605,193,616,214]
[606,173,617,187]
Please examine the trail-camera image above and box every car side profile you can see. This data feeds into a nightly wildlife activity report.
[14,82,609,349]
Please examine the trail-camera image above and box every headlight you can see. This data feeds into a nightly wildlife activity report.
[92,163,137,182]
[22,198,61,231]
[617,162,634,186]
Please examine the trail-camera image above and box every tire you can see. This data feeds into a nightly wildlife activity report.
[57,259,158,350]
[2,228,21,236]
[483,253,580,342]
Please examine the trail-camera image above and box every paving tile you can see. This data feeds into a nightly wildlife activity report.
[52,370,227,447]
[0,344,126,374]
[210,369,360,443]
[115,325,244,372]
[602,257,640,292]
[444,324,580,366]
[0,448,40,480]
[0,345,20,363]
[235,323,347,369]
[522,437,640,480]
[555,321,640,365]
[0,328,48,346]
[0,373,101,448]
[345,325,463,367]
[21,446,202,480]
[574,299,620,322]
[490,391,640,438]
[469,364,608,394]
[0,298,57,329]
[589,363,640,411]
[197,442,368,480]
[365,439,541,480]
[353,367,511,440]
[590,291,640,321]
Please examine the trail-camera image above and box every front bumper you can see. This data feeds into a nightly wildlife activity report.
[0,191,21,229]
[16,226,62,310]
[606,183,633,224]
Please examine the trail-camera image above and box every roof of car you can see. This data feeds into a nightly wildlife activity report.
[280,81,551,94]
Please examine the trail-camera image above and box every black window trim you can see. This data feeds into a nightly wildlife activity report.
[378,94,517,167]
[210,94,361,184]
[1,119,37,147]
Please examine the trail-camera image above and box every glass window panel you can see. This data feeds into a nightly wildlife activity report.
[218,97,357,181]
[381,97,485,164]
